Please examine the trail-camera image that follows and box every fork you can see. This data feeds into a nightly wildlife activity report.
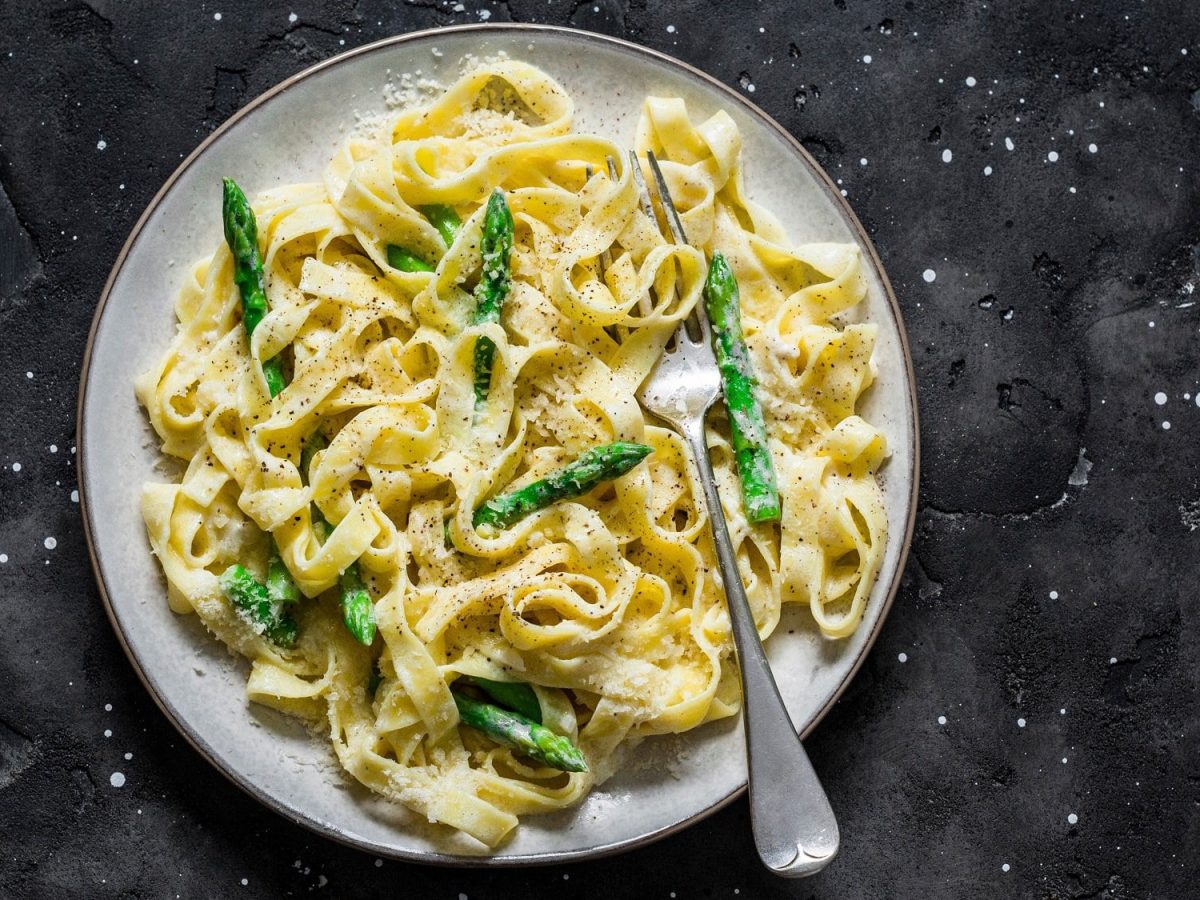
[629,150,841,878]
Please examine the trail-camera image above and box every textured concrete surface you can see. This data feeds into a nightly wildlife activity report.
[1,1,1198,897]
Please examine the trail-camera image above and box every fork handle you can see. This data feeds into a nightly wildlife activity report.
[682,421,840,877]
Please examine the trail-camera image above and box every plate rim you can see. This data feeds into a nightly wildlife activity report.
[76,22,920,867]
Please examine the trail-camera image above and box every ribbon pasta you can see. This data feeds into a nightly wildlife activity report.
[136,60,887,846]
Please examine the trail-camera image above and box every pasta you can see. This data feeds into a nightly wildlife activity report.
[136,59,888,846]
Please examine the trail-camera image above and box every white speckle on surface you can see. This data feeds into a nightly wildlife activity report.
[923,268,936,283]
[96,139,107,151]
[666,24,676,33]
[374,859,382,867]
[288,11,297,22]
[1154,391,1168,405]
[0,555,7,564]
[1049,590,1059,600]
[898,652,908,663]
[1068,448,1092,487]
[1005,137,1015,151]
[49,444,57,453]
[860,157,868,166]
[1088,143,1098,153]
[1110,657,1118,665]
[966,76,977,87]
[1163,421,1171,430]
[124,752,133,760]
[110,772,125,788]
[1061,708,1067,715]
[863,54,872,64]
[1017,718,1026,728]
[1067,812,1078,825]
[479,8,491,19]
[1002,863,1010,872]
[105,703,112,711]
[213,11,222,20]
[1063,757,1068,764]
[11,463,20,473]
[1149,320,1155,328]
[937,715,947,725]
[241,879,248,887]
[459,894,468,900]
[942,148,953,163]
[44,537,57,550]
[103,729,112,738]
[25,371,32,379]
[71,490,79,503]
[1048,150,1059,162]
[1069,186,1077,193]
[984,165,993,175]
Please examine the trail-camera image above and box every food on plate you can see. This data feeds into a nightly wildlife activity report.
[136,59,887,846]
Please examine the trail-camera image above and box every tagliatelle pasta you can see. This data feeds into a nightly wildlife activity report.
[136,59,887,847]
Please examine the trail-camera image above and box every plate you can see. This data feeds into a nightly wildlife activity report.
[78,24,918,865]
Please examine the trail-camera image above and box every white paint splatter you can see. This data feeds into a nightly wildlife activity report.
[1005,137,1015,151]
[983,165,993,176]
[1088,143,1098,154]
[105,703,112,711]
[860,157,868,166]
[666,24,676,33]
[1067,812,1078,825]
[11,463,20,473]
[1163,421,1171,430]
[922,268,936,283]
[44,537,57,550]
[863,54,872,64]
[1049,590,1059,600]
[898,652,908,663]
[213,11,222,20]
[49,444,57,453]
[71,490,79,503]
[104,729,112,738]
[110,772,125,787]
[1017,718,1026,728]
[97,139,107,151]
[288,11,298,23]
[1002,863,1010,872]
[966,76,977,87]
[124,752,133,760]
[942,148,953,163]
[937,715,947,725]
[0,555,8,564]
[1154,391,1168,405]
[1048,151,1059,162]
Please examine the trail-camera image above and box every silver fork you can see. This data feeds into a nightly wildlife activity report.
[632,150,840,878]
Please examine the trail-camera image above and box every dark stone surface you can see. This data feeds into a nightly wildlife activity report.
[0,1,1197,897]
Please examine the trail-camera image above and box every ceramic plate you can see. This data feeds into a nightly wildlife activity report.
[78,24,918,865]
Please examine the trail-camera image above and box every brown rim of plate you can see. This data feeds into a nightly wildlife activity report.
[76,23,921,868]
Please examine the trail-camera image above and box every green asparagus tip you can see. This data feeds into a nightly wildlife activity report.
[452,689,587,773]
[339,562,377,646]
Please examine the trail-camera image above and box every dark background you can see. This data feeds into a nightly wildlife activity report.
[1,1,1197,897]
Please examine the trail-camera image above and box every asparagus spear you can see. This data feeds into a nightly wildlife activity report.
[471,190,514,408]
[385,205,462,273]
[220,564,298,648]
[473,442,652,532]
[385,244,435,273]
[419,203,462,247]
[461,676,542,723]
[222,178,288,398]
[703,253,782,523]
[339,562,377,646]
[266,543,300,605]
[452,689,587,772]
